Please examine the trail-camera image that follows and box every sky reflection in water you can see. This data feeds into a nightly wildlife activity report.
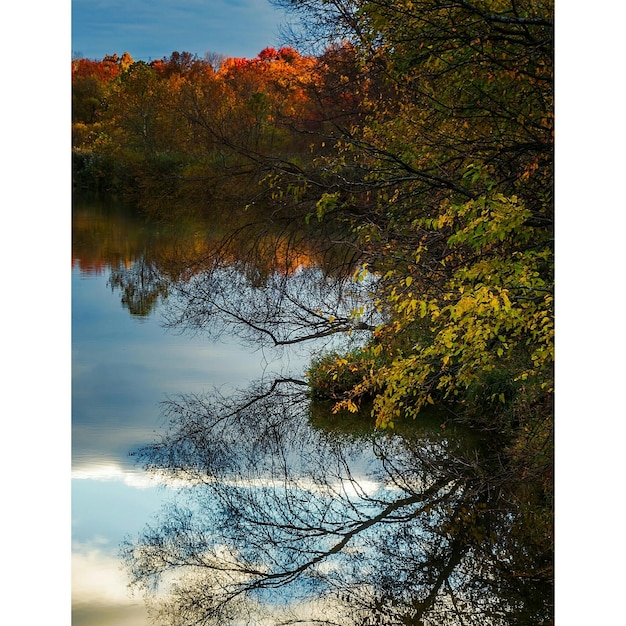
[72,261,273,470]
[71,201,297,624]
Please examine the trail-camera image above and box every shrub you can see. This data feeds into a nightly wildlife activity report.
[307,346,381,408]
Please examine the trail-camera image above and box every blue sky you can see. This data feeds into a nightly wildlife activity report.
[72,0,291,61]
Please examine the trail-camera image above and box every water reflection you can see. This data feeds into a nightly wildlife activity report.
[73,193,363,323]
[72,196,551,625]
[72,197,283,472]
[72,197,311,626]
[124,380,552,625]
[109,259,170,317]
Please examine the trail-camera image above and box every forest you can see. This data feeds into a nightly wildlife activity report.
[72,0,553,622]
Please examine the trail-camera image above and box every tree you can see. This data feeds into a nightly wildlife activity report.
[267,0,553,433]
[72,53,135,126]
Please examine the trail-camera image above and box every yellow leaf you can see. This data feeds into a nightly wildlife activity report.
[501,290,512,311]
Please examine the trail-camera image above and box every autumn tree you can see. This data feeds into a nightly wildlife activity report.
[267,0,553,436]
[150,50,208,78]
[71,47,327,210]
[72,53,134,133]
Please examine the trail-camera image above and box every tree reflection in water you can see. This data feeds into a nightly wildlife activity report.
[109,258,170,317]
[117,209,551,625]
[122,376,552,626]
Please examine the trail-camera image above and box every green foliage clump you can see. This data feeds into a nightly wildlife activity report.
[307,346,383,411]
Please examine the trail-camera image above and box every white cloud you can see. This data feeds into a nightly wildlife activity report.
[72,544,139,606]
[72,462,157,488]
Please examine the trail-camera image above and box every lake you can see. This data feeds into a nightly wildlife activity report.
[72,195,552,626]
[72,197,281,625]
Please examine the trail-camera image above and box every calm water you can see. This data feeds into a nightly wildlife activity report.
[72,198,292,625]
[72,197,552,626]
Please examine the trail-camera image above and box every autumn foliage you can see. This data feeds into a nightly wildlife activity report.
[72,47,324,205]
